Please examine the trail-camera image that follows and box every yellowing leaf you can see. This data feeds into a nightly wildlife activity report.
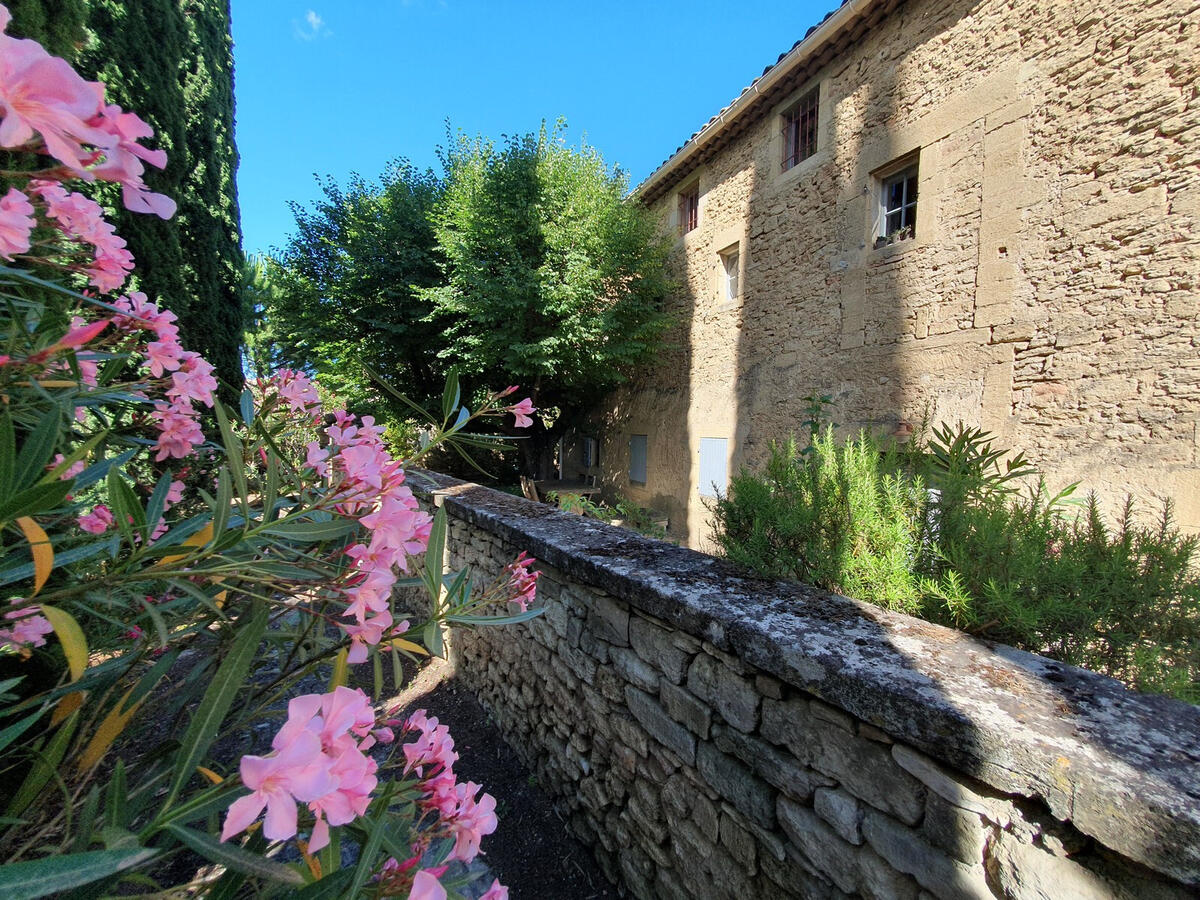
[40,605,87,681]
[15,516,53,595]
[50,690,85,727]
[390,638,429,657]
[329,647,348,690]
[77,686,142,772]
[154,523,214,569]
[196,765,224,785]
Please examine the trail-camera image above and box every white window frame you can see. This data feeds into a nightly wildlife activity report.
[720,247,740,302]
[877,160,919,242]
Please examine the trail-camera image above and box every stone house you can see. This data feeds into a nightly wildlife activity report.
[570,0,1199,549]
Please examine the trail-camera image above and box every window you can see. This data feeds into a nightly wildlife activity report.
[720,247,739,301]
[629,434,648,484]
[781,87,819,172]
[880,163,919,241]
[582,436,599,468]
[698,438,728,498]
[678,184,699,234]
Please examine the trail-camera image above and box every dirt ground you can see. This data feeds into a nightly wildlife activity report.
[385,657,620,900]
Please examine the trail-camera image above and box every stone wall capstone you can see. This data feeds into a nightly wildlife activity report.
[408,470,1200,899]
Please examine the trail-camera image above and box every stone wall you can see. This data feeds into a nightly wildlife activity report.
[409,471,1200,900]
[590,0,1200,547]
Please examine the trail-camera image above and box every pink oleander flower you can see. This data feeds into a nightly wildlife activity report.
[409,870,447,900]
[165,479,185,506]
[221,730,338,843]
[88,103,176,219]
[225,687,382,852]
[274,368,321,413]
[151,403,205,461]
[78,503,114,534]
[49,452,85,480]
[304,441,330,478]
[507,397,535,428]
[0,187,34,260]
[0,600,53,650]
[167,352,217,408]
[479,880,509,900]
[48,317,108,353]
[402,710,458,777]
[445,781,498,863]
[0,7,106,174]
[503,551,539,612]
[145,337,183,377]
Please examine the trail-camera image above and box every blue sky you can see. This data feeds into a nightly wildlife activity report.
[232,1,838,256]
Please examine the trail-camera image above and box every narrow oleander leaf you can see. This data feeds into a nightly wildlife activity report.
[441,369,460,422]
[0,847,160,898]
[164,602,267,809]
[164,824,304,885]
[0,479,72,526]
[14,408,61,489]
[239,389,255,426]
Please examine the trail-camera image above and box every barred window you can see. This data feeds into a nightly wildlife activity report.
[782,87,819,171]
[678,185,699,233]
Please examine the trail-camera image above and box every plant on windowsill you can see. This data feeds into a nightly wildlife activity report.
[874,224,915,249]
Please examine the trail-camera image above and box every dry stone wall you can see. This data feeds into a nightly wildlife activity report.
[408,471,1200,900]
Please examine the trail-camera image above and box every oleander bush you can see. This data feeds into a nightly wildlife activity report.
[0,9,532,897]
[710,423,1200,702]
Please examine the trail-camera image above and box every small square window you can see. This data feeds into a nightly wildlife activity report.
[782,87,819,172]
[629,434,648,484]
[879,163,919,242]
[720,247,740,301]
[678,184,699,234]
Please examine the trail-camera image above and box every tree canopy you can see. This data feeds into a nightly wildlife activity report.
[266,125,672,472]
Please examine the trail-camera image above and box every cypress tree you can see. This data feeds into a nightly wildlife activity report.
[9,1,245,391]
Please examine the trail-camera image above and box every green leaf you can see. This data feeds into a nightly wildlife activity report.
[162,602,267,810]
[445,607,545,626]
[262,517,357,542]
[345,783,396,898]
[14,407,62,489]
[135,596,170,649]
[292,869,355,899]
[39,431,106,485]
[164,824,304,885]
[239,389,255,425]
[106,467,145,547]
[7,712,78,816]
[73,448,136,491]
[105,759,128,829]
[0,847,159,898]
[214,403,249,510]
[0,539,109,587]
[0,479,72,526]
[441,369,460,422]
[0,411,14,501]
[0,709,45,754]
[211,467,233,542]
[144,471,174,540]
[424,505,447,604]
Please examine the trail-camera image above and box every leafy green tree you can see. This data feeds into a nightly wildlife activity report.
[267,163,446,416]
[427,124,672,472]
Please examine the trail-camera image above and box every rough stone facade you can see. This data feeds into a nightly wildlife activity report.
[409,471,1200,899]
[580,0,1200,548]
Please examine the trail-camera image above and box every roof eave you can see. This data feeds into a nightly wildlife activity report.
[634,0,883,203]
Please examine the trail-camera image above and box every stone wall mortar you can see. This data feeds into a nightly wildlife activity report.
[409,471,1200,898]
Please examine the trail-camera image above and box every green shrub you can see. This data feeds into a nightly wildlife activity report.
[709,424,1200,702]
